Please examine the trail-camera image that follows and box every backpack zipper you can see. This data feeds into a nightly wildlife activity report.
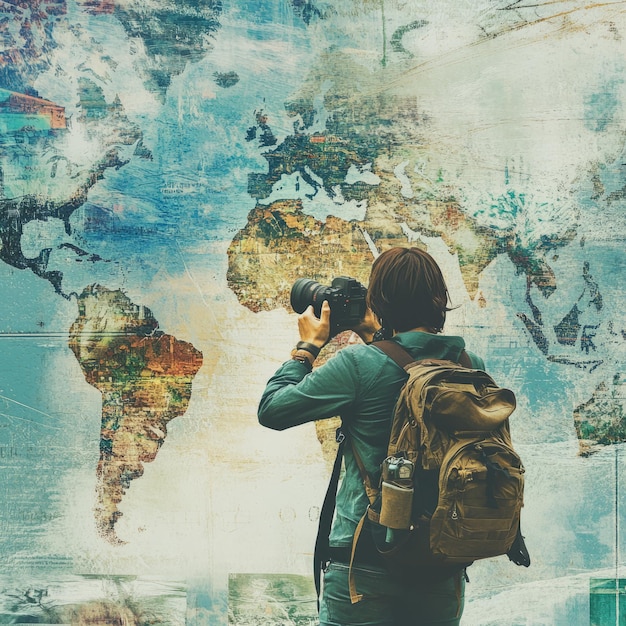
[450,502,459,520]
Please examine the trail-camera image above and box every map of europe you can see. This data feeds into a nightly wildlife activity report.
[0,1,625,624]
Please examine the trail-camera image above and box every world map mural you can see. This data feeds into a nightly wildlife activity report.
[0,1,625,624]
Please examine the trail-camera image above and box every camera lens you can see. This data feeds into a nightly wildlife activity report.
[290,278,328,316]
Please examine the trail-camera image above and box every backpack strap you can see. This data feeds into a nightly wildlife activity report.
[314,429,381,609]
[375,339,474,369]
[348,513,367,604]
[313,427,346,609]
[344,447,384,606]
[507,522,531,567]
[458,349,473,368]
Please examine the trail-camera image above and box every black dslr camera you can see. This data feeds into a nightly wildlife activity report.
[290,276,367,336]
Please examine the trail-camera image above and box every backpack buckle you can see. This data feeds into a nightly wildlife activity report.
[335,428,346,444]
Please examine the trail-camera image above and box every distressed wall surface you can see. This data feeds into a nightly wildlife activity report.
[0,1,624,624]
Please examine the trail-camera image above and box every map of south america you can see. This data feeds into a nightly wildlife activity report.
[0,0,212,542]
[69,285,203,542]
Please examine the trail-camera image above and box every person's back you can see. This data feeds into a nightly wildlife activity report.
[259,247,482,625]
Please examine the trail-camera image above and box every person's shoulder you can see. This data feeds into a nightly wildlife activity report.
[464,349,485,370]
[439,334,484,369]
[394,330,462,357]
[332,341,387,361]
[402,331,484,369]
[324,341,393,376]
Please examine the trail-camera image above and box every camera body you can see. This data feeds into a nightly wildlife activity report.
[290,276,367,336]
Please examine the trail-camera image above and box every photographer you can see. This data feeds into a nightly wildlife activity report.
[258,247,484,626]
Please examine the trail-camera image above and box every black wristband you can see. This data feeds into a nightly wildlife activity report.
[296,341,321,358]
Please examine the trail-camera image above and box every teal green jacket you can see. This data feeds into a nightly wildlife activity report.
[258,331,485,547]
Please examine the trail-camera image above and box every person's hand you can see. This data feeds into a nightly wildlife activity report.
[351,307,381,344]
[298,301,331,348]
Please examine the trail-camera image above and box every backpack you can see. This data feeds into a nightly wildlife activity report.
[314,339,530,606]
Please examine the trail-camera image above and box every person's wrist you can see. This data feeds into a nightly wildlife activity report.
[290,348,315,371]
[295,341,321,358]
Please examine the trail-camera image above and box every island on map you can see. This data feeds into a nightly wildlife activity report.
[575,375,626,456]
[69,285,203,542]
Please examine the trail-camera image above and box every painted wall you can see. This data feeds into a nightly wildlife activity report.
[0,1,624,624]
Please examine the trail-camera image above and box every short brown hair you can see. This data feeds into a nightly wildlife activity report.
[366,247,450,333]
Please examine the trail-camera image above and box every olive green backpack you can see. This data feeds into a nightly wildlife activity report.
[346,340,530,603]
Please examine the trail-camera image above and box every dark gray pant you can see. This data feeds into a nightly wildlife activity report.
[319,560,465,626]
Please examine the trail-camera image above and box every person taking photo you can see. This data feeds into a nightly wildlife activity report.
[258,246,484,626]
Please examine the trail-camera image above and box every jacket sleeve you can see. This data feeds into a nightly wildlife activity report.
[258,348,360,431]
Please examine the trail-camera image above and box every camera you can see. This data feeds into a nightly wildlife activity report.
[381,456,414,481]
[290,276,367,335]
